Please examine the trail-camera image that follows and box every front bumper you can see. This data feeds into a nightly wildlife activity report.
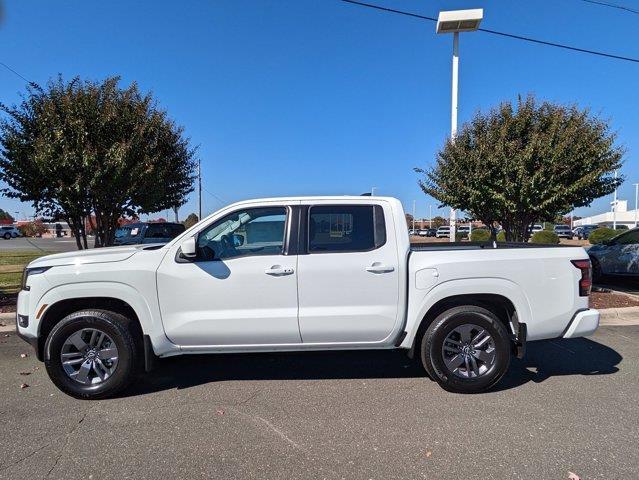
[563,309,600,339]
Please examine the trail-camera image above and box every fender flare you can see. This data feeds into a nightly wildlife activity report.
[36,281,178,357]
[400,277,532,349]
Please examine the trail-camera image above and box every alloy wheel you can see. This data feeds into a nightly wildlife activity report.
[60,328,119,385]
[441,324,496,379]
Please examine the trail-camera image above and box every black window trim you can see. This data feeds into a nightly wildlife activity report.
[304,203,387,255]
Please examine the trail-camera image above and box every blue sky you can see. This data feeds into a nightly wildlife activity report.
[1,0,638,221]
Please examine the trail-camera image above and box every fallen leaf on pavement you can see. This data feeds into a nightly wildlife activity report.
[0,322,6,327]
[19,371,31,376]
[425,451,432,458]
[20,353,28,358]
[568,472,581,480]
[20,383,29,389]
[216,410,225,416]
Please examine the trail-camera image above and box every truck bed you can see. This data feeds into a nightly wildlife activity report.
[410,241,570,252]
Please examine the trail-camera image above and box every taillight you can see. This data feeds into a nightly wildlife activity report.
[571,259,592,297]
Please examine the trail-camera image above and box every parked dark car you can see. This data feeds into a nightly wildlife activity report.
[575,224,599,240]
[113,222,185,246]
[588,228,639,281]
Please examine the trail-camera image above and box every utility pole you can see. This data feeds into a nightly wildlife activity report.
[371,186,377,196]
[198,158,202,221]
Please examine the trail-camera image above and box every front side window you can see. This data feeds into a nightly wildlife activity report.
[197,207,287,260]
[308,205,385,253]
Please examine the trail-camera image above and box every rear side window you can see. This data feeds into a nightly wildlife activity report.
[308,205,386,253]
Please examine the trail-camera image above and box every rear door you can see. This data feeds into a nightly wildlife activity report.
[296,201,400,343]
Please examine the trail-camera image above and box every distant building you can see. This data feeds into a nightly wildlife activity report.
[574,200,638,229]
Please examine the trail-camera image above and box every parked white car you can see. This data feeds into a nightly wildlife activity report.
[554,224,574,239]
[436,226,451,238]
[16,196,598,399]
[1,225,21,239]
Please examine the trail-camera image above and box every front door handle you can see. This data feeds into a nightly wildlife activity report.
[365,263,395,274]
[265,265,294,276]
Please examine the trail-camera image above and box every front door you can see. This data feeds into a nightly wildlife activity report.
[156,205,301,346]
[296,202,401,343]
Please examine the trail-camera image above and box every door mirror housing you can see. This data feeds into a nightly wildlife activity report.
[232,234,244,247]
[180,237,197,258]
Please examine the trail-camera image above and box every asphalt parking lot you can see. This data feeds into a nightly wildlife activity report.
[1,325,638,480]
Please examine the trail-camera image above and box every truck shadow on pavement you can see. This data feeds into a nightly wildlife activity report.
[122,337,622,397]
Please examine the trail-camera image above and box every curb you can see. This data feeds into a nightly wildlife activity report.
[599,306,639,326]
[0,312,15,332]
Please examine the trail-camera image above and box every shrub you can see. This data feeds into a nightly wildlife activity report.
[530,230,560,244]
[18,220,47,237]
[454,232,465,242]
[588,227,618,245]
[470,229,491,242]
[496,231,506,241]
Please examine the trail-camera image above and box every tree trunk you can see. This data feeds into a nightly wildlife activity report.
[67,216,84,250]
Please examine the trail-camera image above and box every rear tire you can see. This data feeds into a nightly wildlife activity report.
[420,305,511,393]
[3,232,10,239]
[44,309,140,399]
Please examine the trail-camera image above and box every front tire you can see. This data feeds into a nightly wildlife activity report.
[420,305,511,393]
[3,232,10,239]
[44,309,140,399]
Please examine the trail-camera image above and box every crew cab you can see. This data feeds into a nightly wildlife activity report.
[16,196,599,399]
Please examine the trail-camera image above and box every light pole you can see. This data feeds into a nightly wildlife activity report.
[612,170,618,229]
[198,158,202,221]
[371,186,377,196]
[429,204,432,228]
[634,183,638,228]
[436,9,483,242]
[412,200,416,233]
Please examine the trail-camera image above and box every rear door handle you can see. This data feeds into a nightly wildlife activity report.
[365,263,395,273]
[265,265,295,276]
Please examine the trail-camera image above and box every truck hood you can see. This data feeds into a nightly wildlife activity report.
[27,244,164,268]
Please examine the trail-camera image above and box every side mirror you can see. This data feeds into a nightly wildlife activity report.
[232,234,244,247]
[180,237,197,258]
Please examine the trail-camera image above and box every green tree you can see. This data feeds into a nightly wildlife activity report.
[417,96,623,241]
[431,216,448,228]
[183,213,199,229]
[0,76,196,249]
[0,208,14,222]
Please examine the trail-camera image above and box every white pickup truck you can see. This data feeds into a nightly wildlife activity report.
[16,196,599,399]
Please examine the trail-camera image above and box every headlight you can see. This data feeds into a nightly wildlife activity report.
[21,266,51,291]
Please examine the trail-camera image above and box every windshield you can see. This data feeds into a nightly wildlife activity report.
[115,225,141,238]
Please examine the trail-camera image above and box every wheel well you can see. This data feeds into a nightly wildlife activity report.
[37,297,143,361]
[409,294,518,357]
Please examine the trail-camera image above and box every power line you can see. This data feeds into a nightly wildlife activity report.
[202,186,227,206]
[577,0,639,15]
[0,61,35,85]
[340,0,639,64]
